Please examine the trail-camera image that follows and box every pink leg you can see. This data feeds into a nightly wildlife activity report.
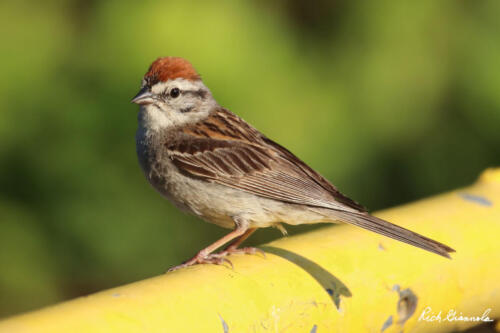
[224,228,257,250]
[217,227,265,258]
[168,222,251,272]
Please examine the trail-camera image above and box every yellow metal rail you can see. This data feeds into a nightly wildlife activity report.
[1,169,499,332]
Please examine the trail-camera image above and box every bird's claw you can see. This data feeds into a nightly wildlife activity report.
[167,252,233,272]
[218,246,266,258]
[166,247,264,273]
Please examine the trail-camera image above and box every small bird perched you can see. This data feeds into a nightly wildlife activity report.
[132,57,454,271]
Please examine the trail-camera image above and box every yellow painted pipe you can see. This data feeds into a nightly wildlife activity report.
[1,169,499,333]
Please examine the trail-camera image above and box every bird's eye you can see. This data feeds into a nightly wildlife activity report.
[170,88,180,98]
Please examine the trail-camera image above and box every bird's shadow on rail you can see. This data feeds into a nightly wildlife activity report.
[260,246,351,309]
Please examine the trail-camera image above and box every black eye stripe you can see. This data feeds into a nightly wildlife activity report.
[161,88,207,100]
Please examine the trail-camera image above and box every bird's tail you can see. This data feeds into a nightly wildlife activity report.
[332,210,455,258]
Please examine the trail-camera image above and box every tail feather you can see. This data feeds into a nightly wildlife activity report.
[333,210,455,258]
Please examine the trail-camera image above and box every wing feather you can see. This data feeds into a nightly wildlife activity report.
[166,107,365,212]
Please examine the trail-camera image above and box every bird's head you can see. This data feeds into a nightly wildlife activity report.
[132,57,215,130]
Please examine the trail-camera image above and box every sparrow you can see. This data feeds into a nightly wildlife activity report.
[132,57,455,271]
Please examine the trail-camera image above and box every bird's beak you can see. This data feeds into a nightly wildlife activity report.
[131,87,155,105]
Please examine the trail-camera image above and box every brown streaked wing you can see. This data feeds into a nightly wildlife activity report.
[168,110,364,212]
[210,108,364,211]
[168,139,349,209]
[260,136,366,212]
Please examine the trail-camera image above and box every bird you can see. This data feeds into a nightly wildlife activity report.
[131,57,455,271]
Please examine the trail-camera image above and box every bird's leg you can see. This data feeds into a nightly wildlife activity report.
[215,228,264,257]
[225,228,257,249]
[168,219,251,272]
[224,228,257,252]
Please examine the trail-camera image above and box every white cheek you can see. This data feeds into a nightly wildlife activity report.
[138,104,176,131]
[137,103,212,132]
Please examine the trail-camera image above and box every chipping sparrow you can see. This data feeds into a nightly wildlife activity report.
[132,57,454,272]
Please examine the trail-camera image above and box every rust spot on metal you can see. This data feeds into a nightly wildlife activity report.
[218,314,229,333]
[381,315,393,332]
[394,286,418,325]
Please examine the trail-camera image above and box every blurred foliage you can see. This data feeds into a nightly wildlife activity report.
[0,0,499,318]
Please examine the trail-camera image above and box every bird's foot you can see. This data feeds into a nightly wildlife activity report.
[167,251,233,272]
[216,246,265,258]
[166,247,265,272]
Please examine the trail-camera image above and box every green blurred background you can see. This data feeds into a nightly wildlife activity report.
[1,0,499,318]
